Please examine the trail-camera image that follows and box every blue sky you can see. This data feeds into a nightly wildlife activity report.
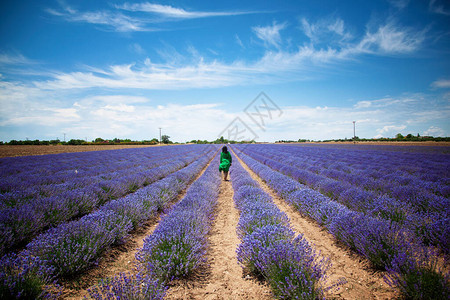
[0,0,449,142]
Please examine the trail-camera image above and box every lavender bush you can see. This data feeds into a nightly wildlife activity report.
[136,154,220,285]
[87,270,166,300]
[0,253,61,299]
[231,152,329,299]
[234,145,449,299]
[386,249,450,300]
[235,143,449,253]
[27,210,131,277]
[0,145,214,255]
[2,147,219,298]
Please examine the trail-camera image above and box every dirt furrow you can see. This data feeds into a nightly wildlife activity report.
[165,176,273,300]
[233,150,399,300]
[63,154,217,299]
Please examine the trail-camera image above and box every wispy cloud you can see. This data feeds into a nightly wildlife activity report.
[356,20,426,54]
[26,14,428,92]
[388,0,411,10]
[0,53,35,65]
[429,0,450,16]
[300,17,352,46]
[253,21,287,49]
[46,3,152,32]
[431,78,450,88]
[235,34,245,49]
[129,43,146,55]
[1,75,448,141]
[117,2,255,19]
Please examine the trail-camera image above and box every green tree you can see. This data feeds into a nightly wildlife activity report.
[396,133,404,140]
[161,135,171,144]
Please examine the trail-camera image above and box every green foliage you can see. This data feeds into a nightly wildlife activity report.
[161,135,171,144]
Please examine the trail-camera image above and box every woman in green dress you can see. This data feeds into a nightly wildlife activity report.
[219,146,232,181]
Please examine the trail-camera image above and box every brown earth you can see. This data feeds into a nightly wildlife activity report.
[232,149,399,300]
[61,152,215,299]
[0,144,161,158]
[165,176,273,300]
[9,145,405,299]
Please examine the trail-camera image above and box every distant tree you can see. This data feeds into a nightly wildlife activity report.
[161,135,171,144]
[396,133,404,140]
[94,137,105,143]
[67,139,85,145]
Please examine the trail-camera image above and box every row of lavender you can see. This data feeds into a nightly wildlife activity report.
[235,144,449,253]
[0,145,211,255]
[240,144,448,201]
[233,146,449,299]
[0,146,194,207]
[0,146,218,299]
[88,152,222,299]
[230,152,329,299]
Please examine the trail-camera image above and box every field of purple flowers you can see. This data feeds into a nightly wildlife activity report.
[0,145,215,255]
[0,145,218,299]
[1,143,448,299]
[234,143,449,299]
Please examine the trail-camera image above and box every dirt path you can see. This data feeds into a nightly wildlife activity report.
[232,150,399,300]
[63,155,217,299]
[0,144,160,157]
[165,176,273,300]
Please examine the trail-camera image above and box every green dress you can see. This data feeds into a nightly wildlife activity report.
[219,151,232,172]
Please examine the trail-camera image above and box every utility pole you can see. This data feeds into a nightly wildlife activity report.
[63,133,66,142]
[159,128,162,145]
[353,121,356,144]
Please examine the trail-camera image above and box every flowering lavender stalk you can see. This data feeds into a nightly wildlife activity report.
[2,147,219,298]
[135,153,221,288]
[0,252,61,299]
[0,145,215,255]
[234,145,449,299]
[87,270,166,300]
[231,152,329,299]
[385,248,450,299]
[235,144,449,253]
[27,210,131,277]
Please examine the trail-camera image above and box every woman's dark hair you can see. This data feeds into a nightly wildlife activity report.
[222,146,228,153]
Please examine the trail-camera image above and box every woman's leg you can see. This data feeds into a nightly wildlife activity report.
[224,171,228,180]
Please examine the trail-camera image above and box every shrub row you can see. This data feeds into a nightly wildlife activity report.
[236,144,449,254]
[0,145,211,255]
[88,151,222,299]
[234,147,449,299]
[0,147,217,299]
[230,153,329,299]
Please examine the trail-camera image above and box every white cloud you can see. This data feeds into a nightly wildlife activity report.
[424,126,446,136]
[357,21,426,54]
[46,4,153,32]
[431,79,450,88]
[377,125,407,134]
[388,0,410,9]
[429,0,450,16]
[1,75,449,141]
[300,17,353,46]
[0,53,35,65]
[252,22,287,49]
[118,2,254,19]
[235,34,245,49]
[129,43,145,55]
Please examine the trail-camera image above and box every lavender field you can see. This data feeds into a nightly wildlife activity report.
[0,143,449,299]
